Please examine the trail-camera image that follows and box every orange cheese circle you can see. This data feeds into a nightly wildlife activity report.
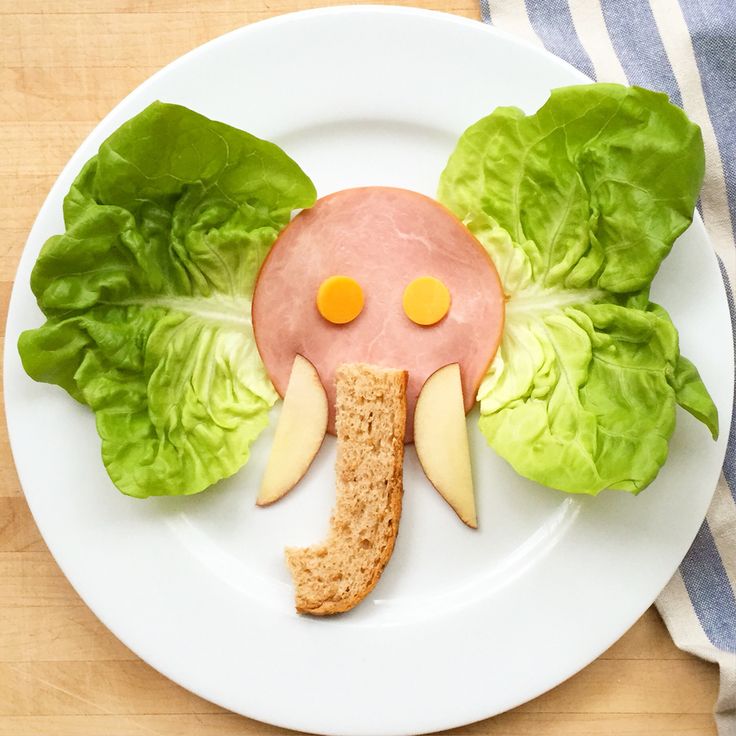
[316,275,364,324]
[402,276,451,326]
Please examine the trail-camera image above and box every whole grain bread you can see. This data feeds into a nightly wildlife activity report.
[285,363,407,615]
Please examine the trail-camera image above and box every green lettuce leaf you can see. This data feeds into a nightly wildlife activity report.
[439,84,718,494]
[18,101,317,498]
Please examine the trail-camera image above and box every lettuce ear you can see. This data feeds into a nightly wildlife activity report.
[19,102,316,498]
[439,84,705,294]
[440,84,718,495]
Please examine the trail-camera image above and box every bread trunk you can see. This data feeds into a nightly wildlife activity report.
[285,363,407,615]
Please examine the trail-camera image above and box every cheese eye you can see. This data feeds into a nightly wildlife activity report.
[317,275,364,324]
[403,276,451,326]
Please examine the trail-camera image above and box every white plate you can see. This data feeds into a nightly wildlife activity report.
[4,7,733,736]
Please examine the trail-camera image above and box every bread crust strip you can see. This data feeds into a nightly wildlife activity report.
[285,363,407,615]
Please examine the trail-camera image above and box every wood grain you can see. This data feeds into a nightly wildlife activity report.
[0,2,719,735]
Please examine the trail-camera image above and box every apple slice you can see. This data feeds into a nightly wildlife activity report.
[257,354,328,506]
[414,363,477,528]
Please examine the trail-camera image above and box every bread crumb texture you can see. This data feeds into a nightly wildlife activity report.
[285,363,407,615]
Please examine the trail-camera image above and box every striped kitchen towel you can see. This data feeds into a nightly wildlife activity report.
[480,1,736,733]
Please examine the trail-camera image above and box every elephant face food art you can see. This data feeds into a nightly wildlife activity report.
[18,86,719,616]
[252,187,505,613]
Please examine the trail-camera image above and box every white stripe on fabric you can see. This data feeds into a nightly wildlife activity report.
[707,477,736,594]
[485,0,544,47]
[567,0,627,83]
[649,0,736,282]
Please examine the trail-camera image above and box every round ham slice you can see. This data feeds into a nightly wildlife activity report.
[252,187,505,441]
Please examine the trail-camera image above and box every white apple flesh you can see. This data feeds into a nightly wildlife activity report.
[257,354,328,506]
[413,363,477,528]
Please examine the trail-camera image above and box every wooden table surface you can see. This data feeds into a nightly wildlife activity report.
[0,2,721,735]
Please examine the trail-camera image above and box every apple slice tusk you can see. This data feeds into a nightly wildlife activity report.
[413,363,477,528]
[257,354,328,507]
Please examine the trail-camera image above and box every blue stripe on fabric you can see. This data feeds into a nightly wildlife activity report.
[480,0,491,24]
[717,256,736,504]
[678,0,736,243]
[524,0,596,80]
[680,519,736,653]
[599,0,682,107]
